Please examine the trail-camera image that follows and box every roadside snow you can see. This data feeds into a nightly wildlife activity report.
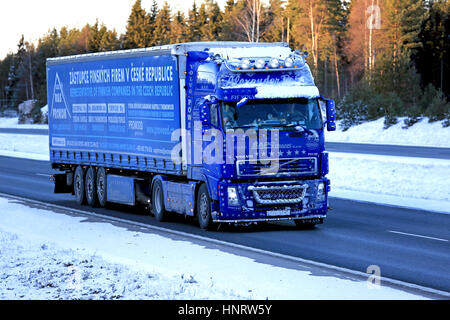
[326,118,450,148]
[0,133,49,161]
[0,117,48,129]
[0,197,424,300]
[328,152,450,214]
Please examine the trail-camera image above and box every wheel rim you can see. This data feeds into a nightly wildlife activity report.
[98,175,105,200]
[87,175,93,198]
[75,174,82,197]
[154,186,162,213]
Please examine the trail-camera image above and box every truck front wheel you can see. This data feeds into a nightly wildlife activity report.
[74,166,86,205]
[85,167,98,207]
[152,180,166,221]
[197,184,213,230]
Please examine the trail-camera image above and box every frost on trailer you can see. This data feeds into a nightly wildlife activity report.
[47,42,336,230]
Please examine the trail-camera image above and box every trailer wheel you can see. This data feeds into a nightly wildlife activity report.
[197,184,213,230]
[152,180,166,221]
[96,167,107,207]
[74,166,86,205]
[85,167,98,207]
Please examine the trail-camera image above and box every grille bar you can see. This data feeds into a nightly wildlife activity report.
[237,157,317,176]
[248,184,308,205]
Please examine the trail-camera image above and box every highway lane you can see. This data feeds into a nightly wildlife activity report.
[0,155,449,294]
[0,128,48,135]
[0,127,449,159]
[326,142,450,159]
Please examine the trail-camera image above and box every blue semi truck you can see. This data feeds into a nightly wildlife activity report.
[47,42,336,230]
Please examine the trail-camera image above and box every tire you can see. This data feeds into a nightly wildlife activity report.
[96,167,107,207]
[85,167,98,207]
[74,166,86,205]
[152,179,166,222]
[197,184,213,230]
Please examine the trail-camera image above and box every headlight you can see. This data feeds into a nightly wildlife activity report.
[268,58,279,68]
[255,59,265,69]
[227,187,240,205]
[240,58,251,70]
[284,57,294,68]
[317,182,326,201]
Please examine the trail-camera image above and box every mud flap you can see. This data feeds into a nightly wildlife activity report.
[52,173,72,194]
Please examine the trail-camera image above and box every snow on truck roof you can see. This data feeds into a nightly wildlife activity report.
[46,42,293,64]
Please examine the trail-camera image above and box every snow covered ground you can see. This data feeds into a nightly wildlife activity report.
[328,152,449,213]
[0,196,425,300]
[326,117,450,148]
[0,117,48,129]
[0,132,448,214]
[0,133,49,161]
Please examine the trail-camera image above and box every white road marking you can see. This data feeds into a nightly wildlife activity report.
[388,230,449,242]
[35,173,51,177]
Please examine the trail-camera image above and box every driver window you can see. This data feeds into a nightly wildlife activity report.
[210,104,219,127]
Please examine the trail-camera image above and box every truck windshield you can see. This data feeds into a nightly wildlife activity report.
[221,98,323,131]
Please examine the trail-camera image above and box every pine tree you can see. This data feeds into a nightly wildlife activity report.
[188,1,202,41]
[287,0,332,77]
[170,11,188,43]
[219,0,238,40]
[147,0,159,46]
[123,0,150,49]
[153,2,172,45]
[206,0,223,40]
[414,0,449,96]
[261,0,285,43]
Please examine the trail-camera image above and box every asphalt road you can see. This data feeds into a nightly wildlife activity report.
[0,155,449,295]
[0,128,49,135]
[1,127,449,159]
[326,142,450,159]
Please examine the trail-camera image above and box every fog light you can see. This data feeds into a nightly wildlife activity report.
[317,182,326,201]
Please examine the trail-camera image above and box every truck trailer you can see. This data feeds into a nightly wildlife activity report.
[47,42,336,230]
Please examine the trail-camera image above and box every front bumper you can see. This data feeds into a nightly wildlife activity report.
[213,178,329,223]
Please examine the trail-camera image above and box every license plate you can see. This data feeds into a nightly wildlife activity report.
[267,209,291,217]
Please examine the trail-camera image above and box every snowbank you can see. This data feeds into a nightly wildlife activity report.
[326,117,450,148]
[0,117,48,129]
[0,197,424,300]
[329,152,450,214]
[0,133,49,161]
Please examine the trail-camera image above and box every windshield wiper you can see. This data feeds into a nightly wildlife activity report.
[228,124,258,129]
[284,123,314,135]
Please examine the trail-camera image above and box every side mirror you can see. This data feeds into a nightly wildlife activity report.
[319,96,336,132]
[325,99,336,131]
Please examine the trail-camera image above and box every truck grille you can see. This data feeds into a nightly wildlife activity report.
[237,157,317,176]
[248,184,308,205]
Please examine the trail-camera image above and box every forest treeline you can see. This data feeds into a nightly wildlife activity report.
[0,0,448,128]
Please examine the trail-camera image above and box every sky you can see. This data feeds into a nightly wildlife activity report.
[0,0,227,60]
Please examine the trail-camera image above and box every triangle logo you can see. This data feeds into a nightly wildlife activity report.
[51,72,71,119]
